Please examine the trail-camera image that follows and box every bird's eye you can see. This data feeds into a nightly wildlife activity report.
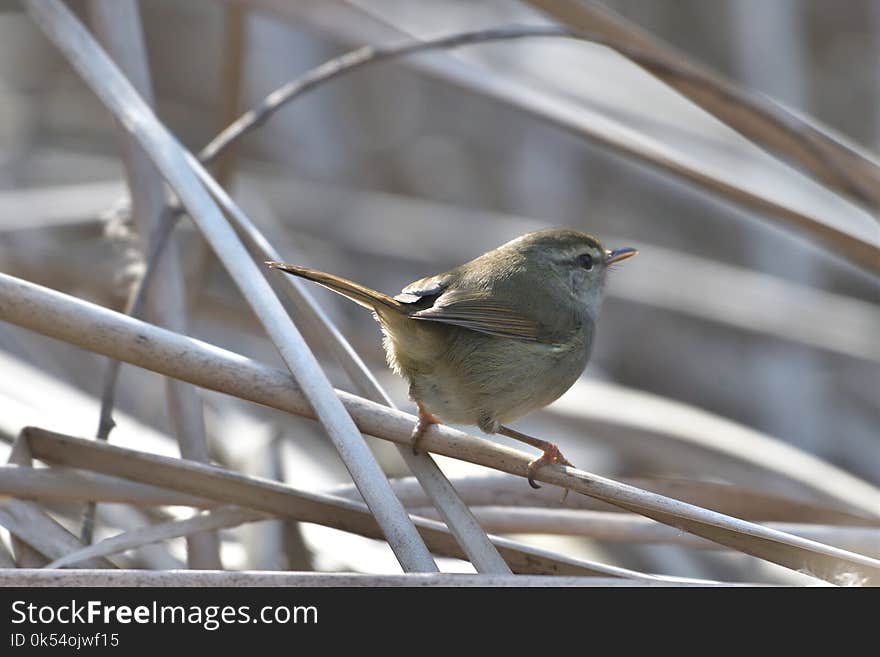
[577,253,593,270]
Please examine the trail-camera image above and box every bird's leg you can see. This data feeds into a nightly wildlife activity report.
[411,402,440,455]
[497,425,573,489]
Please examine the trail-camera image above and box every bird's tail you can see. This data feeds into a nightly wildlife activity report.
[266,261,402,312]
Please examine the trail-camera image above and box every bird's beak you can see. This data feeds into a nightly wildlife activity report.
[605,247,639,265]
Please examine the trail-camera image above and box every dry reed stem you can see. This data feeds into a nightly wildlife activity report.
[0,504,117,569]
[4,431,47,567]
[22,428,651,580]
[25,0,436,572]
[0,570,746,587]
[327,474,879,526]
[0,466,214,507]
[5,468,875,529]
[407,506,880,557]
[46,506,265,569]
[1,434,114,569]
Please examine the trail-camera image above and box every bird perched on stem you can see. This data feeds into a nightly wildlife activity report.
[268,228,637,487]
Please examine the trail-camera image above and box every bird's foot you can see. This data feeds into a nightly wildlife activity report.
[497,425,574,489]
[411,403,440,455]
[526,443,573,489]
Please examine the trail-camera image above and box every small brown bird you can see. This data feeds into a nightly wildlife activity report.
[268,228,637,487]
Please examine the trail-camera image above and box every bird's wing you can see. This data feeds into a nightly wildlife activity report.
[393,273,454,304]
[394,266,545,342]
[407,286,543,342]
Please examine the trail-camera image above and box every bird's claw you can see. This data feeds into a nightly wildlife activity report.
[526,443,573,489]
[411,405,439,455]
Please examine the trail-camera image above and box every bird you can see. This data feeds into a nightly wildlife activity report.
[267,228,637,487]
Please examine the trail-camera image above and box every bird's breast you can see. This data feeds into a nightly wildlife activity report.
[383,316,593,429]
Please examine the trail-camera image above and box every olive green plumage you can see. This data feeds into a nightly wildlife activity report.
[267,228,636,435]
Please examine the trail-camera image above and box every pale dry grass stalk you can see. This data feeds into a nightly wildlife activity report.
[327,474,879,526]
[46,506,265,570]
[23,427,651,580]
[46,497,880,569]
[1,435,114,569]
[407,506,880,556]
[0,466,213,507]
[0,504,117,569]
[4,467,873,528]
[91,505,185,570]
[0,570,744,587]
[25,0,436,572]
[5,428,51,567]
